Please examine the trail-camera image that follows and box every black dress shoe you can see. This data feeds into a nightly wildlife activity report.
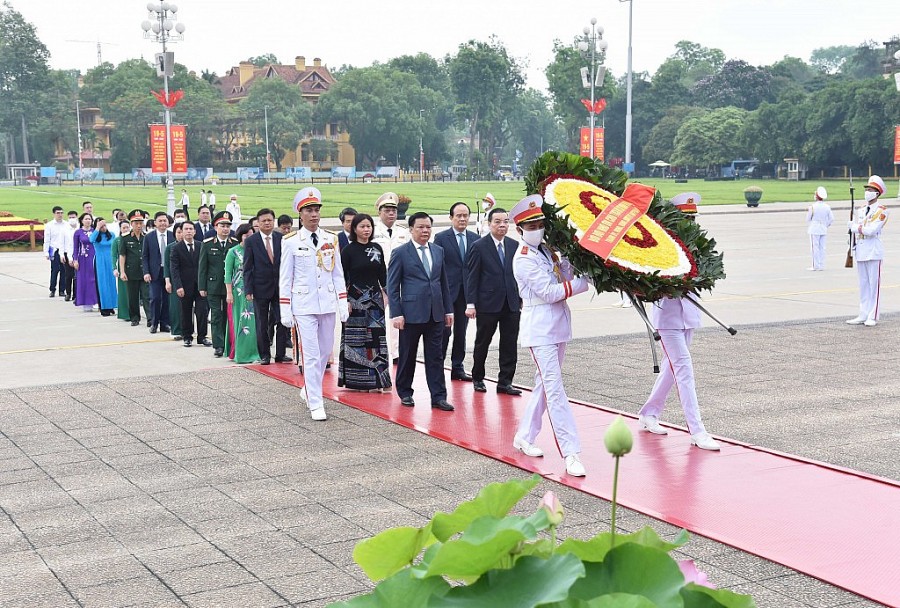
[172,335,182,340]
[473,380,487,392]
[497,384,523,396]
[451,371,473,382]
[131,320,140,326]
[160,325,171,332]
[149,326,158,334]
[49,291,55,298]
[392,357,399,364]
[199,338,213,347]
[260,357,271,365]
[183,339,192,347]
[147,319,152,327]
[214,348,224,357]
[399,396,415,407]
[273,355,292,363]
[64,295,71,302]
[431,399,455,411]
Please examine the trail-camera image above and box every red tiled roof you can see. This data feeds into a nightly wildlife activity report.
[217,63,335,102]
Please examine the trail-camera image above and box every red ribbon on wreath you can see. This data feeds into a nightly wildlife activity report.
[151,89,184,108]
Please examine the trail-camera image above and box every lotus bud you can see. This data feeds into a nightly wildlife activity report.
[678,559,715,588]
[538,491,564,526]
[604,416,633,457]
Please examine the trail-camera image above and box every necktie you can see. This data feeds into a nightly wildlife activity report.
[387,227,393,238]
[457,232,466,261]
[159,234,166,266]
[311,232,318,247]
[265,235,274,263]
[498,241,505,266]
[419,245,431,276]
[188,243,193,255]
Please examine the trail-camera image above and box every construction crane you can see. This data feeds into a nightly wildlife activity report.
[65,39,118,67]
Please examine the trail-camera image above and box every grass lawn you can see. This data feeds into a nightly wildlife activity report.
[0,177,860,224]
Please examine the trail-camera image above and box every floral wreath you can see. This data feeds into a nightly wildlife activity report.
[524,152,725,302]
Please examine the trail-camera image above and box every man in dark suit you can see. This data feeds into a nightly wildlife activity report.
[193,205,214,241]
[243,208,288,365]
[169,222,210,347]
[434,202,479,381]
[387,212,455,411]
[337,207,357,251]
[141,211,174,333]
[466,207,522,395]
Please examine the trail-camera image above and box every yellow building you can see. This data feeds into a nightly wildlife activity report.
[218,56,355,169]
[54,106,114,174]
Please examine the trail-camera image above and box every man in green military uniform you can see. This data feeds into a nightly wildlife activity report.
[199,210,238,357]
[119,209,151,326]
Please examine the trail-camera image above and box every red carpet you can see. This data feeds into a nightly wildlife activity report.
[252,362,900,606]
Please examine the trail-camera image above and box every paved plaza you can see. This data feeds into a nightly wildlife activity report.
[1,202,897,607]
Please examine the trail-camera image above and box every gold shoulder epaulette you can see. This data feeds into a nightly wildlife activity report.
[203,236,214,243]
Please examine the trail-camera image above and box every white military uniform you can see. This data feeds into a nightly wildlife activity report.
[372,219,410,359]
[279,227,347,412]
[512,243,589,458]
[226,198,241,224]
[806,200,833,270]
[851,202,889,322]
[638,297,708,435]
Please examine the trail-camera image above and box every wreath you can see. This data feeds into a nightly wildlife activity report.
[524,151,725,302]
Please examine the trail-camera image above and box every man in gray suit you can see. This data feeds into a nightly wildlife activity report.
[387,212,455,411]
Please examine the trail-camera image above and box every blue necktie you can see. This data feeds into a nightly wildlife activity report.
[419,245,431,276]
[457,232,466,261]
[498,241,505,266]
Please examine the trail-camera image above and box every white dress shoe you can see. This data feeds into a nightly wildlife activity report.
[310,408,327,421]
[565,454,586,477]
[864,319,878,327]
[513,436,544,457]
[639,414,668,435]
[691,432,721,451]
[846,317,865,325]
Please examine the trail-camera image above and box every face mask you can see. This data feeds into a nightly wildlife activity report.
[864,190,877,203]
[521,228,544,247]
[68,218,78,227]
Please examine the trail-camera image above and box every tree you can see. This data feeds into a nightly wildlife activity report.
[448,38,524,170]
[846,78,900,172]
[669,41,725,77]
[801,79,855,169]
[247,53,279,67]
[692,60,774,110]
[738,93,807,165]
[243,78,312,171]
[506,88,565,167]
[671,106,749,173]
[810,45,856,75]
[642,106,708,164]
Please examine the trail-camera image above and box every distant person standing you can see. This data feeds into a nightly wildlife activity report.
[61,211,78,301]
[112,220,131,321]
[372,192,410,362]
[806,186,833,271]
[337,207,357,250]
[180,189,190,216]
[119,210,147,326]
[244,208,289,364]
[90,218,117,317]
[199,211,238,357]
[207,190,217,212]
[141,211,173,333]
[847,175,889,327]
[170,221,210,347]
[477,193,496,236]
[43,206,68,298]
[200,189,208,211]
[226,194,241,224]
[224,223,260,363]
[72,213,98,312]
[194,205,214,240]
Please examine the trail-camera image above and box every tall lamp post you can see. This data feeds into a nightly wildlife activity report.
[141,2,185,216]
[619,0,634,172]
[419,109,425,181]
[264,105,271,173]
[577,18,608,159]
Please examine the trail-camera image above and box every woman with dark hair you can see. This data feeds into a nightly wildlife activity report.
[112,220,131,320]
[338,213,391,391]
[90,217,117,316]
[224,223,260,363]
[72,212,98,311]
[163,222,184,340]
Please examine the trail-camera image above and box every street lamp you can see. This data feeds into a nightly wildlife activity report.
[577,18,608,159]
[264,105,271,173]
[419,109,425,180]
[141,1,185,215]
[619,0,634,172]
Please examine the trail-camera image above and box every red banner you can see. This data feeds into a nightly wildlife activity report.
[894,125,900,164]
[578,183,655,260]
[149,124,188,174]
[579,127,605,161]
[149,124,167,174]
[170,124,187,174]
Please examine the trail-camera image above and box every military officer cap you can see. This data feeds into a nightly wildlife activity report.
[128,209,145,222]
[670,192,700,215]
[293,187,322,212]
[375,192,399,210]
[510,194,545,225]
[482,192,496,210]
[213,211,233,226]
[866,175,886,196]
[815,186,827,201]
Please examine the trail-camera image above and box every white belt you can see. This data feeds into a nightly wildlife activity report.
[522,298,552,308]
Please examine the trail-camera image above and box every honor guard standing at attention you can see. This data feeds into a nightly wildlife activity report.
[372,192,410,361]
[120,210,148,326]
[199,211,238,357]
[637,193,720,451]
[806,186,833,271]
[477,193,497,236]
[510,195,590,477]
[847,175,889,327]
[280,187,348,421]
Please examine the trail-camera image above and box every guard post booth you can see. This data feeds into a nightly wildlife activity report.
[784,158,807,181]
[6,162,41,185]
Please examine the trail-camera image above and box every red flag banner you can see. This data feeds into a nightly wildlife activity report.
[579,127,605,161]
[170,124,187,174]
[894,125,900,164]
[149,124,167,174]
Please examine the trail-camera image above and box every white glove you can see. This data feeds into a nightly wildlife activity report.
[847,221,857,231]
[280,303,293,328]
[339,302,350,323]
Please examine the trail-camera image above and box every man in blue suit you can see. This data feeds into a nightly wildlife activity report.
[141,211,174,333]
[434,202,479,381]
[465,207,522,395]
[243,208,289,365]
[337,207,357,251]
[387,212,455,411]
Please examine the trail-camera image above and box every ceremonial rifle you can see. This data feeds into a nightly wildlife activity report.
[845,170,856,268]
[683,293,737,335]
[626,293,661,374]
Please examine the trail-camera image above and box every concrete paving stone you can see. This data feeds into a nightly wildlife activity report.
[37,536,131,570]
[55,469,131,493]
[41,457,118,478]
[267,565,369,605]
[71,575,181,608]
[0,527,32,553]
[157,560,259,596]
[137,541,232,574]
[181,458,268,485]
[82,493,162,520]
[0,465,47,486]
[115,522,205,554]
[145,435,212,453]
[322,493,417,520]
[0,479,78,514]
[191,513,278,542]
[713,550,797,581]
[286,515,370,546]
[2,588,81,608]
[353,509,432,534]
[724,581,817,608]
[0,548,47,576]
[182,580,287,608]
[761,574,871,607]
[239,549,332,580]
[100,509,185,537]
[214,529,308,560]
[311,539,360,568]
[31,447,104,469]
[274,472,371,502]
[53,554,150,588]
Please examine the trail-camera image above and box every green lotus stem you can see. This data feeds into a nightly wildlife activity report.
[610,455,620,548]
[550,524,557,551]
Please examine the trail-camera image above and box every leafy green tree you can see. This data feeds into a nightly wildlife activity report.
[247,53,279,67]
[738,92,807,165]
[671,106,749,172]
[801,79,855,168]
[693,60,774,110]
[506,88,565,167]
[810,45,856,74]
[243,78,312,171]
[840,42,883,80]
[846,78,900,172]
[642,106,708,164]
[670,40,726,77]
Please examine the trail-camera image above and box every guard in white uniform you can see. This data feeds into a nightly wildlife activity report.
[847,175,889,327]
[372,192,410,361]
[637,193,720,451]
[510,194,590,477]
[279,187,348,421]
[806,186,833,271]
[477,192,496,236]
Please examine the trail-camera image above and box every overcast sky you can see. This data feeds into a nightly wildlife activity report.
[14,0,899,91]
